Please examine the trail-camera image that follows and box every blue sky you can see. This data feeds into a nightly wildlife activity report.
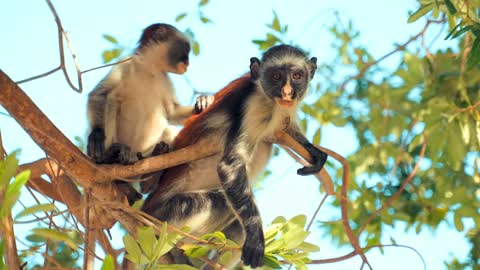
[0,0,468,269]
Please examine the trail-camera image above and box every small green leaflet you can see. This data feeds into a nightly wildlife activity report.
[15,203,56,220]
[103,34,118,44]
[407,3,434,23]
[100,255,115,270]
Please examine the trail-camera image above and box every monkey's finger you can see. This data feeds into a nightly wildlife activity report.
[194,97,202,113]
[297,165,321,176]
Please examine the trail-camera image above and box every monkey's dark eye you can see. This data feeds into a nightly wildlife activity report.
[292,72,303,80]
[272,72,281,81]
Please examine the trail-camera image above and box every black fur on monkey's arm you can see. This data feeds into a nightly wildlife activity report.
[286,124,328,175]
[217,136,265,268]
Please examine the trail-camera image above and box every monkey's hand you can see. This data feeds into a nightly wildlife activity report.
[241,225,265,268]
[87,127,106,163]
[194,95,215,114]
[297,147,328,176]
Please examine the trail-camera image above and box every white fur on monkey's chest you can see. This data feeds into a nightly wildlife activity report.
[181,92,297,192]
[114,70,175,156]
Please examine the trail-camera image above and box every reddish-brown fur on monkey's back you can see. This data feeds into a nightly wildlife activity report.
[173,74,251,149]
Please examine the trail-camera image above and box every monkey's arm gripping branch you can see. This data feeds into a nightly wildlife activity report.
[273,130,335,195]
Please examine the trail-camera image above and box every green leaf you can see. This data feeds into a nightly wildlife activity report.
[175,13,188,22]
[283,229,310,250]
[0,239,4,270]
[200,16,212,24]
[271,216,286,224]
[192,41,200,56]
[15,203,56,220]
[123,234,142,264]
[452,26,472,39]
[0,152,19,188]
[219,251,233,265]
[288,215,307,228]
[468,38,480,69]
[199,0,209,6]
[454,211,464,231]
[296,241,320,252]
[184,245,209,258]
[26,234,47,243]
[446,121,466,167]
[201,231,227,242]
[101,255,115,270]
[271,12,281,32]
[1,170,30,217]
[156,265,199,270]
[312,128,321,146]
[299,118,307,133]
[137,226,156,259]
[263,254,283,269]
[102,48,122,64]
[102,34,118,44]
[476,120,480,147]
[444,0,457,15]
[444,22,462,40]
[407,3,434,23]
[32,228,78,250]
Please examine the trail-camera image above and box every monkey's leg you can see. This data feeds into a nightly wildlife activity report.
[146,191,235,265]
[138,142,171,194]
[102,143,142,205]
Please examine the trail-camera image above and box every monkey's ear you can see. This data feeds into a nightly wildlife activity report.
[250,57,261,80]
[309,57,317,79]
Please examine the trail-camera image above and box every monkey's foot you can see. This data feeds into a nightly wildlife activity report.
[116,181,142,206]
[104,143,131,164]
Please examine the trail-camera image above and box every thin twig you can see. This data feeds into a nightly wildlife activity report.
[308,243,426,269]
[339,19,445,93]
[306,193,329,231]
[16,66,61,84]
[315,145,372,269]
[81,57,132,75]
[16,0,83,93]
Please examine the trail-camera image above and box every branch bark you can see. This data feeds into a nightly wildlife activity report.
[0,191,20,270]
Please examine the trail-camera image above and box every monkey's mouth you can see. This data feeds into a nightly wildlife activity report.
[176,62,189,74]
[275,98,294,108]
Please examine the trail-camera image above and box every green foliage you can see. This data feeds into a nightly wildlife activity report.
[30,228,81,250]
[0,239,5,270]
[312,2,480,267]
[258,215,319,270]
[14,202,56,220]
[101,255,115,270]
[28,242,80,268]
[123,224,195,270]
[101,34,125,63]
[408,0,480,67]
[252,12,289,51]
[0,152,29,218]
